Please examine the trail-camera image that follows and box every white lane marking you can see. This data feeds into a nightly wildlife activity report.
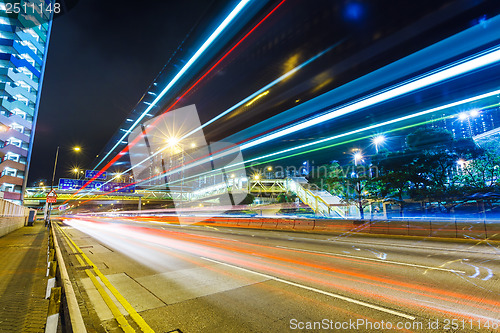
[201,256,416,320]
[276,246,466,274]
[142,222,499,255]
[481,267,494,281]
[306,237,500,255]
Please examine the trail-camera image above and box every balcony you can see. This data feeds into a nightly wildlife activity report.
[0,145,28,159]
[0,111,31,130]
[0,98,35,117]
[4,67,39,90]
[0,175,23,186]
[2,191,21,201]
[3,84,37,103]
[0,128,30,143]
[0,159,26,174]
[15,31,43,54]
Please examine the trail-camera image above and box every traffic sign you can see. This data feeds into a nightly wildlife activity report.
[46,190,57,203]
[85,170,107,180]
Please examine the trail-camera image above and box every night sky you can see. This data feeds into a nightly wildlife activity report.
[28,0,229,185]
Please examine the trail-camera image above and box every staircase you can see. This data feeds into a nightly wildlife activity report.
[284,177,346,218]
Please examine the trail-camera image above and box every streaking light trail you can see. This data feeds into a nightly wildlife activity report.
[147,88,500,189]
[117,43,340,180]
[63,0,288,204]
[106,44,500,196]
[240,46,500,150]
[68,42,340,202]
[94,0,252,169]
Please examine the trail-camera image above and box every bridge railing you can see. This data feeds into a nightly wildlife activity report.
[284,177,347,218]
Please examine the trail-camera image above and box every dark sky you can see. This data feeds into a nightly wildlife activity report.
[28,0,229,185]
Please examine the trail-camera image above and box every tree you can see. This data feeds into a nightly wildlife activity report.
[372,151,416,217]
[457,141,500,193]
[276,193,297,203]
[406,127,453,151]
[323,161,375,219]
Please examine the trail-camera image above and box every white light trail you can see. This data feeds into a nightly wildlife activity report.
[94,0,251,168]
[241,46,500,150]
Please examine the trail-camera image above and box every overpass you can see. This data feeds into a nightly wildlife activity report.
[24,178,348,217]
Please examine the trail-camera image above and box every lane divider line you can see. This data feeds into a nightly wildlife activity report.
[275,245,466,274]
[200,256,416,320]
[56,224,155,332]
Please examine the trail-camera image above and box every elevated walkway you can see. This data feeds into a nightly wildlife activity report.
[284,177,347,218]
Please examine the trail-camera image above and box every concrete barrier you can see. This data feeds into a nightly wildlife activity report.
[293,219,315,231]
[261,218,279,229]
[275,219,295,230]
[0,216,26,237]
[134,213,500,241]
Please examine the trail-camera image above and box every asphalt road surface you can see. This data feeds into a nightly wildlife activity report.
[55,216,500,332]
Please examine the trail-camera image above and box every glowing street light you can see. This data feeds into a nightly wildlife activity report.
[458,109,480,120]
[166,137,180,147]
[372,135,385,154]
[73,146,81,152]
[353,151,363,166]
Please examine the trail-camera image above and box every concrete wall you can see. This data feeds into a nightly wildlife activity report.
[157,216,500,240]
[0,216,27,238]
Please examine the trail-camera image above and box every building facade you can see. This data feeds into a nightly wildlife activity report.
[0,1,53,203]
[430,106,500,140]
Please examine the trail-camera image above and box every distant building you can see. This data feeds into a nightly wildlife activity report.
[0,1,53,203]
[431,107,500,139]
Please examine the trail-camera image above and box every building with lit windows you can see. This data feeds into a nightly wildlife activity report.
[430,106,500,139]
[0,1,53,203]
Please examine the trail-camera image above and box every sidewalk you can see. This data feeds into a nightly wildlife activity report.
[0,221,49,332]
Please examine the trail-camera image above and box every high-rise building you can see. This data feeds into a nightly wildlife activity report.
[0,1,53,204]
[430,107,500,140]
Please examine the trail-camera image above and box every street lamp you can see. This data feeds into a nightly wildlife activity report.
[353,151,363,166]
[372,135,385,154]
[47,145,83,221]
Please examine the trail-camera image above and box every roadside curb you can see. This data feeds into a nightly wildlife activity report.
[49,223,87,333]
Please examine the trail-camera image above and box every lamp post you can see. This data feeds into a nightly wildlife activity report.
[353,151,363,166]
[373,135,385,154]
[45,146,82,224]
[45,146,59,224]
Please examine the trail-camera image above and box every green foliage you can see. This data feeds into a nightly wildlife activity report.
[456,141,500,193]
[239,194,255,205]
[406,127,453,150]
[276,193,297,203]
[315,128,500,216]
[322,161,375,219]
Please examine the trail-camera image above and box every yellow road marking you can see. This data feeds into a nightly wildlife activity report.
[56,224,155,333]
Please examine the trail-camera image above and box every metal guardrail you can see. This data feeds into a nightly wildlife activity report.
[284,178,347,218]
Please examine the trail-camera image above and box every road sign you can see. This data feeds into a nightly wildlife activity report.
[85,170,107,180]
[46,190,57,203]
[58,178,135,193]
